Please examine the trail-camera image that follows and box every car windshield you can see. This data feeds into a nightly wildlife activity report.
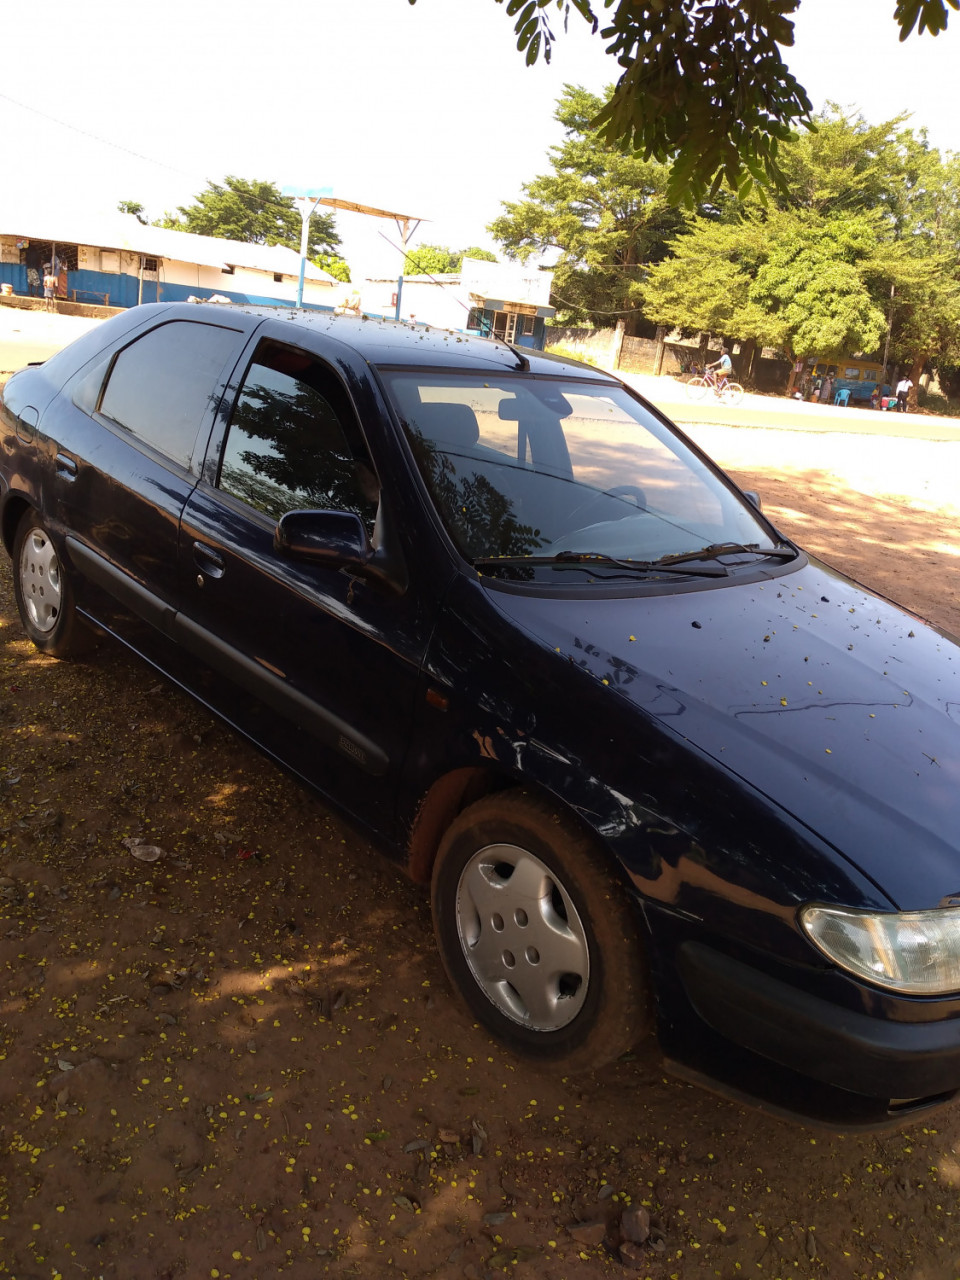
[385,371,785,582]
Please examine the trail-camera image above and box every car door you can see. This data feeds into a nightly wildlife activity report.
[174,329,441,836]
[45,314,250,638]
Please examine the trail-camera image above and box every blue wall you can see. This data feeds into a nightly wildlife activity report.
[0,264,29,294]
[0,265,333,312]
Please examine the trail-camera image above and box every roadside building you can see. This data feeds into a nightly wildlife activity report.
[0,209,341,310]
[356,257,555,349]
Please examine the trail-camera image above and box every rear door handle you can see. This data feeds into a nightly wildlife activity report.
[192,541,225,579]
[55,452,78,479]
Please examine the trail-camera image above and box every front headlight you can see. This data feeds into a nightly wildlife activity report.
[800,904,960,996]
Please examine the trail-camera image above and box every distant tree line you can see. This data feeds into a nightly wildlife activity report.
[490,87,960,400]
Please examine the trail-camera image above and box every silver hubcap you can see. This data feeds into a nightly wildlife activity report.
[455,842,590,1031]
[19,528,63,633]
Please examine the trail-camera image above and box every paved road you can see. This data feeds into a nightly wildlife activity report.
[0,306,103,373]
[620,370,960,442]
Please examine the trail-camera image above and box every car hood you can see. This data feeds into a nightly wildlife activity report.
[489,558,960,910]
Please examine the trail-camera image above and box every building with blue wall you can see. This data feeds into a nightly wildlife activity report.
[0,209,341,311]
[356,257,555,349]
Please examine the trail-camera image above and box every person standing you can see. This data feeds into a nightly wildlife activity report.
[896,375,913,413]
[42,264,58,305]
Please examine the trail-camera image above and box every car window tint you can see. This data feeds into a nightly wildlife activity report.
[99,321,240,469]
[218,342,378,528]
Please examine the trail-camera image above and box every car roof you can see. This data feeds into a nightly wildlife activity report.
[133,302,617,380]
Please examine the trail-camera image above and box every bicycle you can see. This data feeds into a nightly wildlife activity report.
[685,366,745,407]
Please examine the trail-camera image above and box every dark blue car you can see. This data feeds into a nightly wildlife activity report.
[3,303,959,1127]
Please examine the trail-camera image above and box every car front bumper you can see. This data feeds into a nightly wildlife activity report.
[670,940,960,1124]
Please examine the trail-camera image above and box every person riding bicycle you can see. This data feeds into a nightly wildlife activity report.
[706,349,733,379]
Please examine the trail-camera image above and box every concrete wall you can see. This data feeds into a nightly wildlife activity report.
[545,326,792,389]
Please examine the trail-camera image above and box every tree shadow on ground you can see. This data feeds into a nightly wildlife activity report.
[729,465,960,640]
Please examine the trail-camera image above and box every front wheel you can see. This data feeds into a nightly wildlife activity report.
[431,789,650,1071]
[685,375,709,401]
[12,514,94,658]
[720,381,745,407]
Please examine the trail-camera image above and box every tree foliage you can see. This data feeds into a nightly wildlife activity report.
[489,86,683,333]
[402,244,498,274]
[313,253,352,283]
[117,200,148,225]
[157,176,341,259]
[409,0,959,203]
[637,107,960,388]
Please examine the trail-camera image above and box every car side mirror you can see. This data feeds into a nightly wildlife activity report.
[743,490,762,512]
[274,509,406,594]
[275,509,371,568]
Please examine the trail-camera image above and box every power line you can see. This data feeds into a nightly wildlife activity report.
[0,90,341,241]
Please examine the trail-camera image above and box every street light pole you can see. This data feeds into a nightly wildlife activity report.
[295,193,325,310]
[283,187,335,309]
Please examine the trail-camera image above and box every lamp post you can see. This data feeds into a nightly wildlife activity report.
[283,186,334,309]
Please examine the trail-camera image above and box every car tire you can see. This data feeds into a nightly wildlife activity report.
[431,789,650,1071]
[12,514,94,658]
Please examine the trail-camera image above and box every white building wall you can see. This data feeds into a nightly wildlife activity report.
[157,258,337,305]
[359,276,470,329]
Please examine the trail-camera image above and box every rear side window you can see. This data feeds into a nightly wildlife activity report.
[99,321,240,469]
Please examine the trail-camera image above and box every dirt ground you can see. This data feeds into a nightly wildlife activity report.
[2,423,960,1280]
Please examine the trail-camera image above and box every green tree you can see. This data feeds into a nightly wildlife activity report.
[639,108,960,393]
[489,85,684,333]
[158,176,340,258]
[874,148,960,404]
[639,208,888,383]
[117,200,148,225]
[313,253,351,283]
[746,212,887,362]
[411,0,958,204]
[402,244,498,274]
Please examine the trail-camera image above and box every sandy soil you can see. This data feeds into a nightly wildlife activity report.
[1,422,960,1280]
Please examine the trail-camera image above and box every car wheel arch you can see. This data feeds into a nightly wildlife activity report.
[405,763,636,896]
[2,494,34,557]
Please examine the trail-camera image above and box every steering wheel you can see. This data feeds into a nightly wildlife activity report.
[566,484,648,529]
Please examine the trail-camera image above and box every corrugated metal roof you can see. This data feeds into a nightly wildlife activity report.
[0,204,339,283]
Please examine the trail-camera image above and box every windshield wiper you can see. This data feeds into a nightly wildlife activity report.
[656,541,797,567]
[472,552,729,578]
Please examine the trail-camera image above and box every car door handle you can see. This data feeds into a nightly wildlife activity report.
[192,541,225,579]
[55,452,78,479]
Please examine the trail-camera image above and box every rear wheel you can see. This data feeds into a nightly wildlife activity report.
[721,381,745,407]
[685,375,709,401]
[12,514,94,658]
[431,789,649,1071]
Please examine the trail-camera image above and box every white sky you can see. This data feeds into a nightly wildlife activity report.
[3,0,959,278]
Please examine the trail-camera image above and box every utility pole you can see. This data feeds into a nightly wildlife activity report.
[286,188,334,309]
[391,214,423,321]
